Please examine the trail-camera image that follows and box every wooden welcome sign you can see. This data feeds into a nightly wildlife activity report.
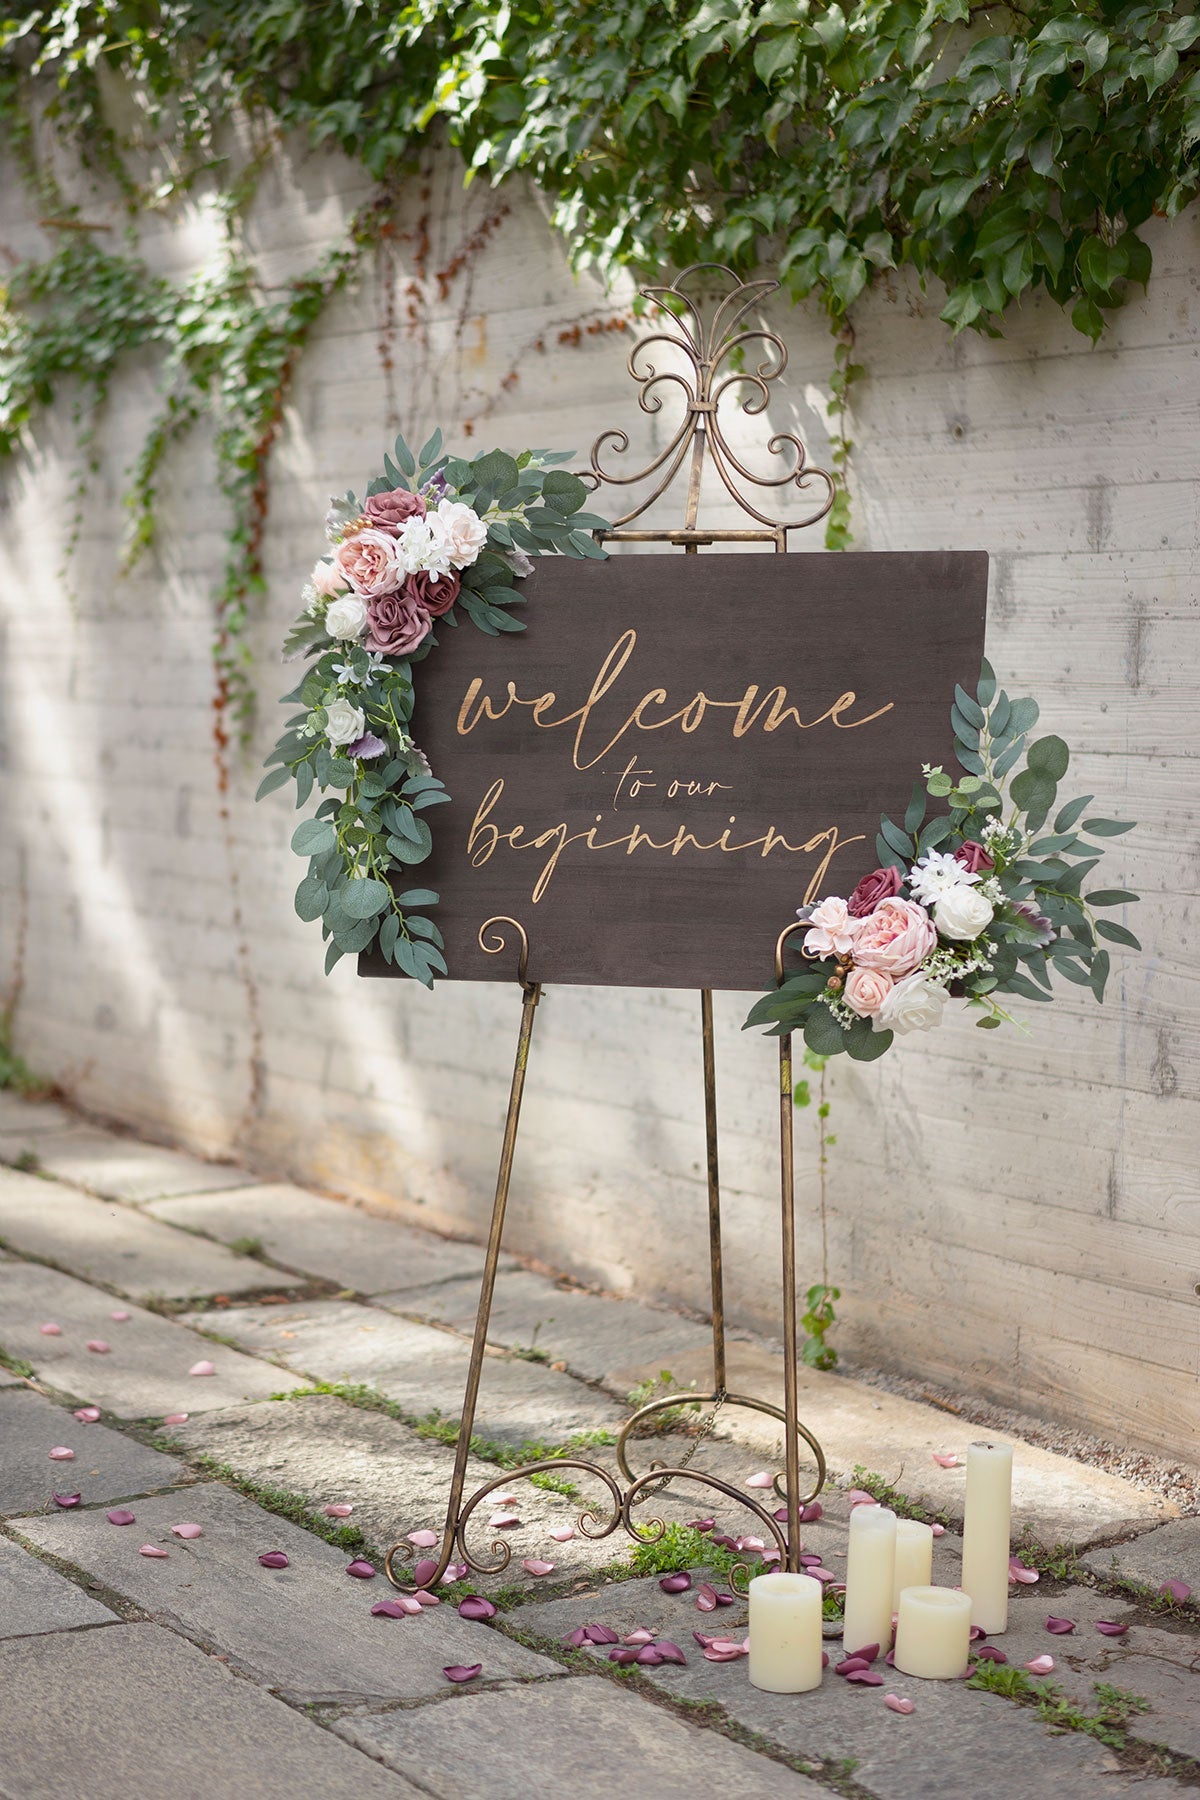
[361,548,988,991]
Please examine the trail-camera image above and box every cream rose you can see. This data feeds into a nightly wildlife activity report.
[853,896,936,977]
[843,966,894,1018]
[934,885,995,942]
[324,594,369,641]
[432,500,488,569]
[310,559,348,598]
[802,895,861,959]
[334,528,403,597]
[324,697,365,747]
[873,971,948,1035]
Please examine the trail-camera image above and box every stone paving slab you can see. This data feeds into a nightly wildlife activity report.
[0,1387,185,1516]
[0,1623,425,1799]
[505,1577,1191,1800]
[1082,1516,1200,1593]
[0,1535,118,1638]
[0,1094,75,1135]
[0,1168,298,1303]
[148,1182,503,1296]
[386,1268,715,1388]
[15,1483,558,1705]
[629,1342,1175,1547]
[336,1672,827,1799]
[0,1260,294,1417]
[0,1126,250,1203]
[185,1299,623,1444]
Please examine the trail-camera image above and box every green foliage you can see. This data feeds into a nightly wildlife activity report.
[0,1010,48,1097]
[851,1466,951,1528]
[800,1282,841,1371]
[624,1523,742,1580]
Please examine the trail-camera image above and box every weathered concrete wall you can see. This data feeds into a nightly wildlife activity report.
[1,130,1196,1458]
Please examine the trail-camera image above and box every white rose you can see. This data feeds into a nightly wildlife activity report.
[324,594,369,641]
[433,500,488,569]
[934,885,994,942]
[873,971,948,1035]
[325,697,365,747]
[396,515,454,578]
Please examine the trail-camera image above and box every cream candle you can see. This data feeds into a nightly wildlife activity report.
[842,1503,898,1654]
[893,1585,972,1678]
[891,1518,934,1611]
[960,1440,1013,1633]
[748,1571,824,1693]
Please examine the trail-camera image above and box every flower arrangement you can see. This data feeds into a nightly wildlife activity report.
[745,660,1140,1060]
[256,429,608,984]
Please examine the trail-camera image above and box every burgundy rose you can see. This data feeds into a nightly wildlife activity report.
[847,865,904,918]
[363,487,427,533]
[955,840,995,874]
[405,568,460,618]
[366,591,432,657]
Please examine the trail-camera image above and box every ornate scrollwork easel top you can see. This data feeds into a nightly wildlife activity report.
[587,262,836,547]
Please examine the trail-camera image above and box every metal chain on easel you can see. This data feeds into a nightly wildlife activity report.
[629,1391,729,1504]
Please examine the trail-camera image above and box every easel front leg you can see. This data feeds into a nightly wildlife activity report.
[779,1024,803,1574]
[700,987,727,1394]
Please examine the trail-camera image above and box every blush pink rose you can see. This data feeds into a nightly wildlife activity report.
[843,966,894,1018]
[802,896,861,959]
[335,528,403,598]
[847,865,903,918]
[405,568,460,618]
[310,559,348,598]
[366,590,432,656]
[852,896,936,977]
[364,487,427,533]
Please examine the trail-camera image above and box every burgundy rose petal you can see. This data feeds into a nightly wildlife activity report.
[139,1544,169,1558]
[106,1509,136,1526]
[822,1652,830,1669]
[443,1664,483,1683]
[1160,1579,1192,1603]
[584,1624,618,1645]
[709,1534,739,1552]
[86,1341,111,1355]
[659,1572,692,1593]
[325,1504,354,1519]
[885,1693,915,1714]
[564,1627,589,1647]
[1045,1616,1076,1634]
[657,1641,687,1666]
[969,1625,988,1642]
[836,1657,872,1676]
[685,1518,715,1533]
[74,1408,101,1423]
[608,1646,642,1665]
[258,1551,289,1568]
[413,1559,439,1587]
[808,1567,837,1584]
[884,1649,896,1666]
[346,1559,376,1579]
[846,1668,886,1685]
[407,1529,439,1547]
[457,1595,497,1621]
[801,1502,824,1523]
[52,1492,81,1508]
[636,1645,664,1665]
[170,1522,203,1539]
[371,1600,410,1619]
[39,1323,62,1335]
[974,1646,1008,1664]
[48,1447,74,1461]
[799,1553,824,1567]
[846,1642,880,1664]
[1095,1621,1128,1637]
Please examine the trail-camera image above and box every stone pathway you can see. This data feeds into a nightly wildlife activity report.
[1,1089,1197,1800]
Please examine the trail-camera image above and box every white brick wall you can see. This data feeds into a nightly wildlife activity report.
[2,131,1197,1456]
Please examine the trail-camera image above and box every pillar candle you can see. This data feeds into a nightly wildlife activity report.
[748,1571,824,1693]
[891,1518,934,1611]
[842,1503,897,1654]
[960,1440,1013,1633]
[893,1585,972,1678]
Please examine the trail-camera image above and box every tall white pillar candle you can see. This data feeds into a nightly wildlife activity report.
[960,1440,1013,1633]
[891,1518,934,1611]
[842,1504,898,1654]
[893,1585,972,1678]
[748,1572,824,1693]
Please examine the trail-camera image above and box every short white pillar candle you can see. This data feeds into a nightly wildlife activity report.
[960,1440,1013,1633]
[893,1585,973,1679]
[842,1503,898,1654]
[891,1518,934,1611]
[748,1571,824,1693]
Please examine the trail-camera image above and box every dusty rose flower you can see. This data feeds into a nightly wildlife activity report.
[335,528,403,598]
[405,568,460,618]
[310,559,348,598]
[802,896,861,959]
[853,897,936,977]
[955,840,995,874]
[843,966,894,1018]
[847,866,903,918]
[364,487,427,533]
[366,590,432,656]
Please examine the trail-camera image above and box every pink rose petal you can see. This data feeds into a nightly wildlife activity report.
[413,1590,440,1606]
[139,1544,169,1558]
[636,1645,664,1665]
[86,1341,110,1354]
[745,1471,775,1489]
[325,1504,354,1519]
[974,1645,1007,1664]
[549,1527,575,1542]
[1045,1616,1076,1634]
[1159,1579,1192,1603]
[1095,1621,1128,1637]
[694,1630,718,1648]
[847,1489,879,1508]
[40,1323,63,1336]
[346,1559,376,1579]
[659,1572,692,1593]
[52,1491,81,1507]
[443,1562,469,1582]
[709,1534,739,1551]
[170,1523,203,1539]
[443,1664,482,1683]
[696,1584,718,1613]
[162,1413,189,1425]
[492,1493,520,1506]
[801,1502,824,1523]
[884,1649,896,1666]
[1009,1556,1040,1585]
[488,1512,520,1529]
[48,1447,74,1461]
[371,1600,410,1619]
[407,1529,439,1547]
[685,1518,715,1532]
[608,1646,642,1665]
[931,1523,946,1537]
[761,1547,781,1565]
[110,1310,131,1322]
[522,1559,554,1576]
[387,1594,424,1615]
[736,1536,766,1553]
[583,1624,618,1644]
[457,1595,497,1621]
[836,1657,871,1676]
[845,1668,886,1685]
[822,1652,830,1668]
[623,1629,656,1645]
[413,1559,439,1587]
[932,1452,960,1468]
[74,1408,101,1423]
[106,1509,136,1526]
[807,1567,837,1584]
[885,1694,915,1714]
[258,1551,289,1568]
[657,1640,687,1666]
[1026,1655,1055,1675]
[564,1627,588,1647]
[799,1553,824,1567]
[703,1643,749,1662]
[188,1360,215,1376]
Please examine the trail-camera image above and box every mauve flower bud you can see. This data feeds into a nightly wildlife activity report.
[847,866,904,918]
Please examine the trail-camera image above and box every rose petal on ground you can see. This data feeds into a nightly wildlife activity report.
[492,1493,520,1506]
[48,1447,74,1461]
[1009,1556,1040,1585]
[969,1626,988,1642]
[847,1490,879,1508]
[808,1567,837,1584]
[836,1657,872,1677]
[773,1507,790,1522]
[974,1646,1008,1664]
[737,1536,767,1553]
[636,1645,664,1665]
[584,1624,618,1645]
[457,1595,497,1621]
[346,1559,376,1579]
[696,1584,718,1613]
[170,1522,203,1539]
[846,1643,880,1664]
[1045,1616,1076,1634]
[488,1512,520,1529]
[549,1527,575,1542]
[258,1551,289,1568]
[106,1509,136,1526]
[386,1594,423,1615]
[801,1502,824,1523]
[1095,1621,1128,1637]
[188,1361,215,1376]
[657,1641,687,1666]
[406,1529,439,1547]
[822,1652,830,1669]
[703,1645,746,1662]
[522,1560,555,1576]
[139,1544,169,1558]
[1159,1579,1192,1603]
[709,1534,739,1552]
[608,1646,642,1665]
[52,1492,81,1508]
[659,1572,692,1594]
[162,1413,189,1425]
[39,1323,62,1336]
[413,1590,440,1606]
[932,1452,960,1468]
[73,1408,101,1423]
[761,1547,781,1565]
[884,1649,896,1666]
[325,1504,354,1519]
[110,1310,131,1322]
[685,1518,715,1532]
[443,1665,483,1683]
[564,1627,588,1647]
[799,1553,824,1567]
[443,1562,469,1582]
[86,1341,110,1354]
[846,1668,886,1685]
[623,1629,656,1645]
[413,1559,439,1587]
[745,1471,775,1489]
[885,1693,915,1714]
[1026,1655,1055,1675]
[371,1600,410,1619]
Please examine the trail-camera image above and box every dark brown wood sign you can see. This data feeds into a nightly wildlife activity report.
[360,550,988,991]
